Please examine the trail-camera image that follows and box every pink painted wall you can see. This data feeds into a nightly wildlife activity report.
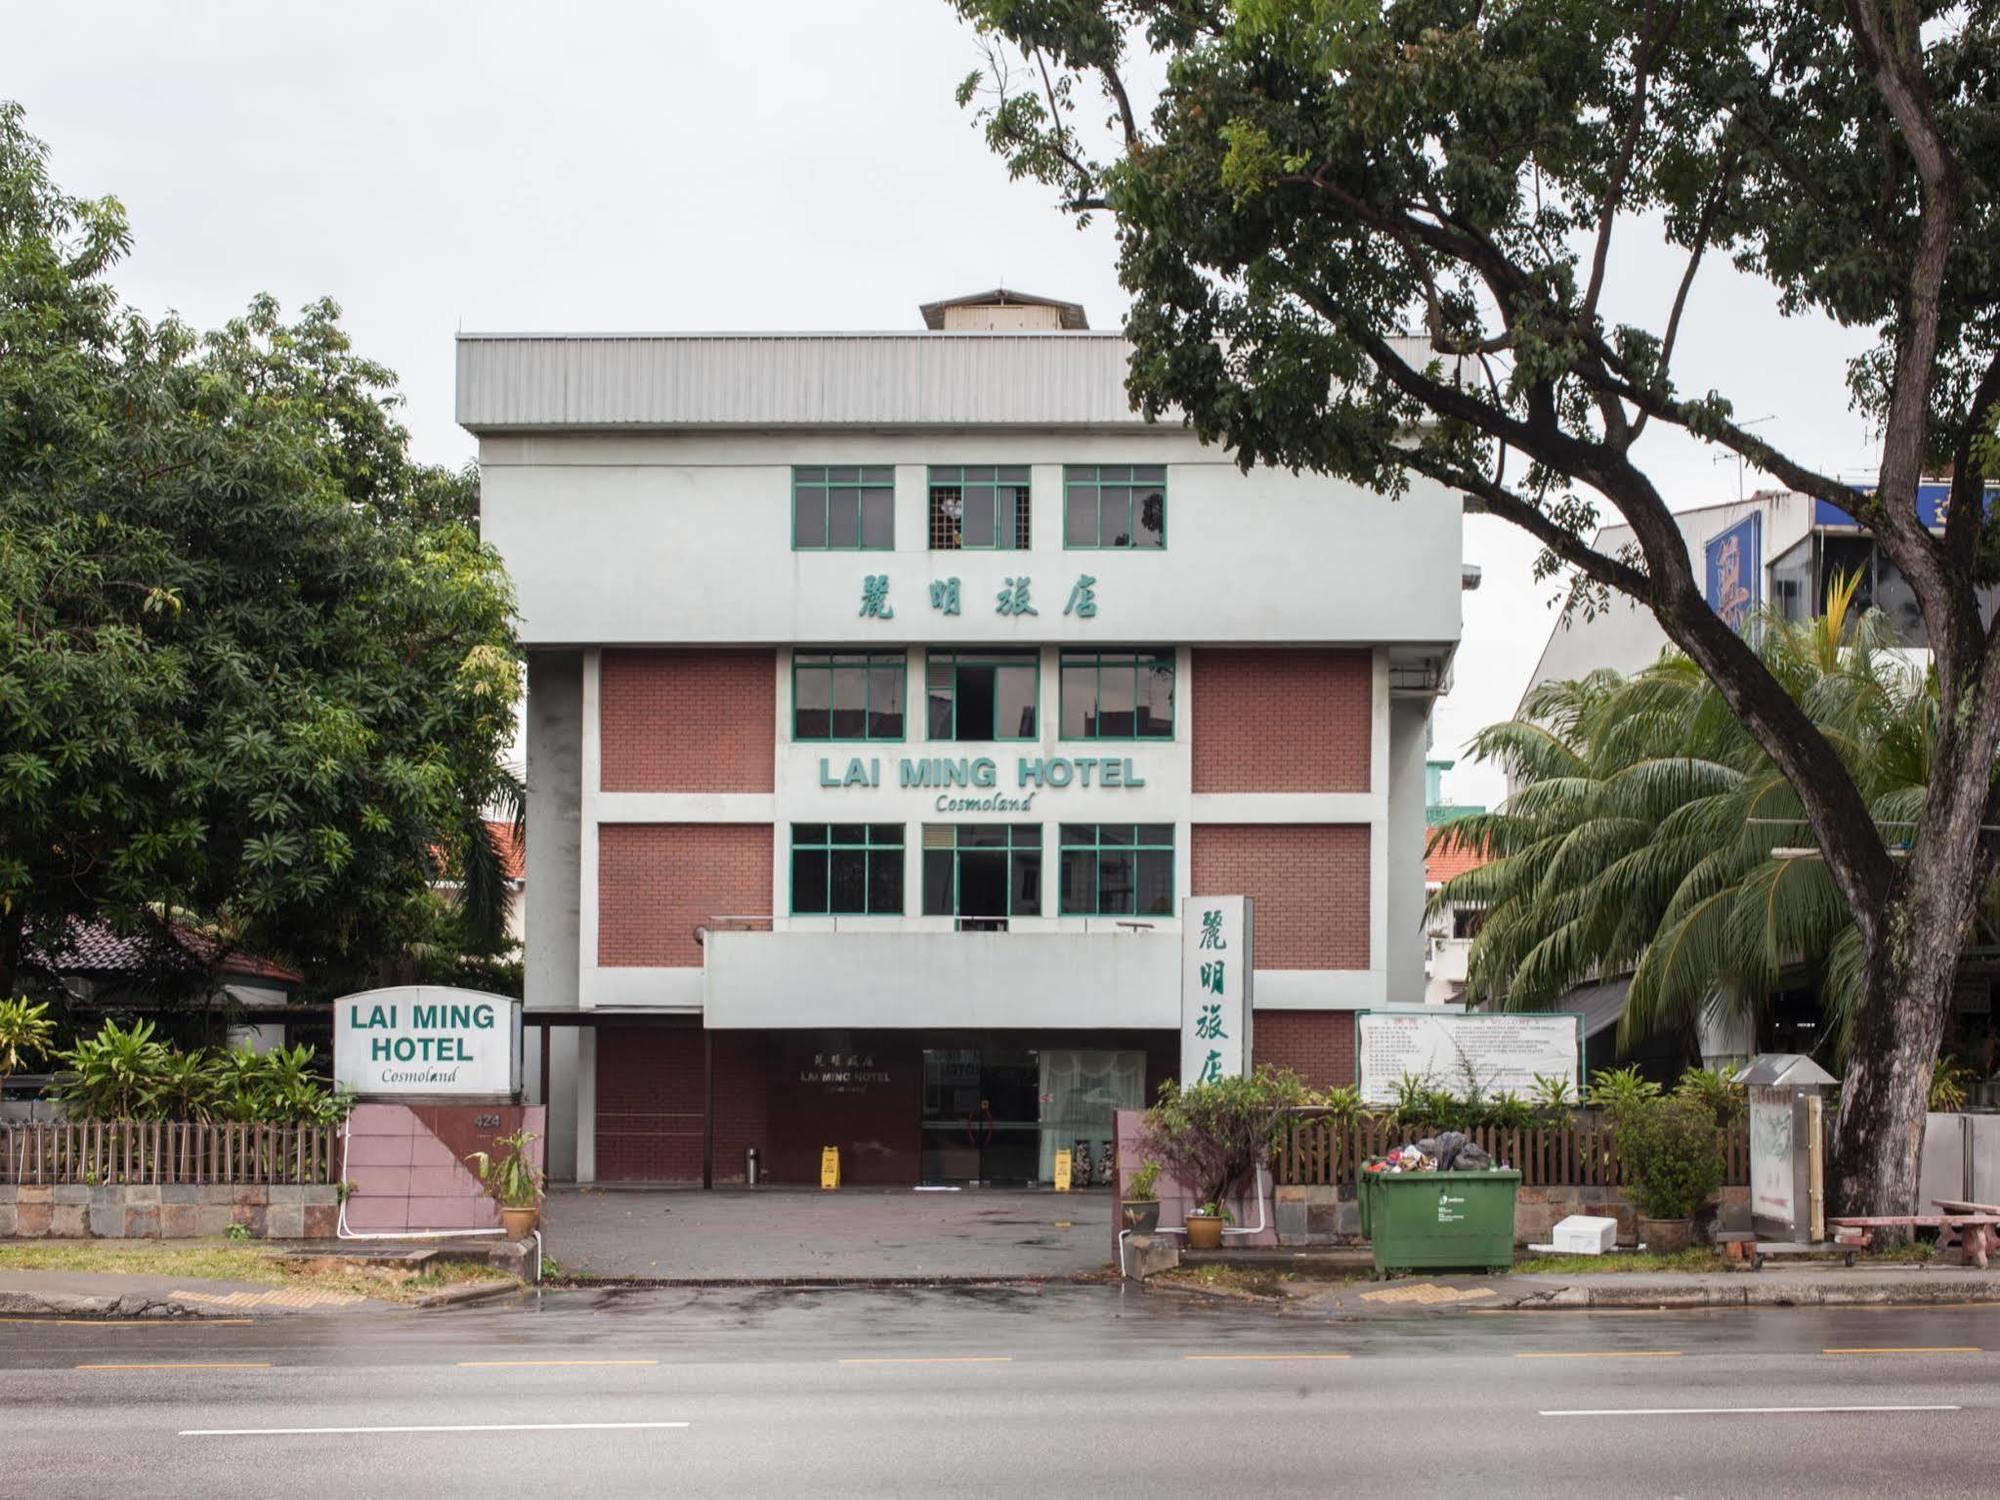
[1114,1108,1278,1250]
[341,1104,548,1234]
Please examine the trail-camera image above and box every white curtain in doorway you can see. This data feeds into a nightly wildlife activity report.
[1037,1050,1146,1183]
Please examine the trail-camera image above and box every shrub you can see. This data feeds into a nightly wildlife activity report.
[1675,1066,1746,1127]
[1613,1095,1726,1220]
[1588,1065,1663,1121]
[1143,1066,1306,1210]
[1126,1160,1161,1201]
[0,997,56,1085]
[467,1129,543,1208]
[51,1021,348,1124]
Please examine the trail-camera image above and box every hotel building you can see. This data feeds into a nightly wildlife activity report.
[459,289,1466,1185]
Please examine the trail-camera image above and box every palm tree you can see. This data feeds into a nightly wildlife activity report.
[1433,577,1962,1059]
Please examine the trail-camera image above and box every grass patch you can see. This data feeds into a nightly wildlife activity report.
[1512,1249,1728,1275]
[0,1241,518,1304]
[1154,1264,1304,1297]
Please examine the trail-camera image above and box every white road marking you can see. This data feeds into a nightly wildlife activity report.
[1540,1405,1960,1418]
[180,1421,691,1437]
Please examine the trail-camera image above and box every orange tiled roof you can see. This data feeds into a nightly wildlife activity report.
[484,821,525,882]
[1425,827,1491,886]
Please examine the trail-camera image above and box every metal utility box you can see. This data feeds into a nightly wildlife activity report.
[1735,1053,1839,1244]
[1358,1169,1521,1276]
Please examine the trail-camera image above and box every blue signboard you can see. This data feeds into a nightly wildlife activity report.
[1705,514,1762,629]
[1814,482,1955,530]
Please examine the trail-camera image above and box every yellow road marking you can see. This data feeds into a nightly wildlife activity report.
[1516,1350,1684,1360]
[838,1356,1012,1365]
[77,1362,271,1372]
[456,1359,658,1368]
[1183,1353,1351,1362]
[1822,1346,1981,1355]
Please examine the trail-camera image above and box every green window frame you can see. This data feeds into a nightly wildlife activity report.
[928,466,1032,550]
[793,466,895,550]
[1063,465,1165,550]
[925,651,1039,742]
[793,651,906,742]
[1058,824,1175,917]
[790,823,905,915]
[922,824,1043,924]
[1058,650,1174,740]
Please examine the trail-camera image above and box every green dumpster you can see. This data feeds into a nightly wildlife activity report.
[1356,1168,1521,1277]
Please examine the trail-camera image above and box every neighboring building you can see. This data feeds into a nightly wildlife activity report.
[1522,483,1985,702]
[459,289,1466,1185]
[1422,824,1491,1006]
[30,919,305,1053]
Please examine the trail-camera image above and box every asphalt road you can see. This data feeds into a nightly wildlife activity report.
[4,1284,1998,1498]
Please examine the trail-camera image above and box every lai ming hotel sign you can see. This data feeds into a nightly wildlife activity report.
[333,985,522,1100]
[820,754,1149,813]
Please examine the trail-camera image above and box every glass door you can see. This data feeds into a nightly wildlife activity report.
[920,1047,1042,1184]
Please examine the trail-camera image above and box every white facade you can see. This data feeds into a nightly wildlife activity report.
[463,309,1466,1182]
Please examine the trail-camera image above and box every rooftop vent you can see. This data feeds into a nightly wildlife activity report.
[919,287,1089,332]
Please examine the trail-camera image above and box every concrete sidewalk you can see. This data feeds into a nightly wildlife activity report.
[0,1269,393,1319]
[545,1184,1113,1282]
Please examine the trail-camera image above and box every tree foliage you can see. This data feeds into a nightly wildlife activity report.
[0,102,521,992]
[947,0,2000,1215]
[1439,583,1958,1056]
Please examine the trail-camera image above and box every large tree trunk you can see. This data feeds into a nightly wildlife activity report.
[1830,841,1985,1218]
[1831,931,1956,1219]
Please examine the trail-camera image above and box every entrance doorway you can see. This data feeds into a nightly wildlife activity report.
[920,1047,1041,1184]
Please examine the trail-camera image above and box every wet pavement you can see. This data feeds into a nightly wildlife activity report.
[5,1283,1999,1497]
[544,1183,1113,1281]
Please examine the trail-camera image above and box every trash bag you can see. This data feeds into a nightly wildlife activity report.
[1432,1131,1469,1170]
[1455,1143,1491,1171]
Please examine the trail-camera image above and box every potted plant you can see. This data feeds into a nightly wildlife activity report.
[1122,1160,1162,1234]
[468,1129,545,1239]
[1613,1094,1725,1254]
[1142,1067,1305,1253]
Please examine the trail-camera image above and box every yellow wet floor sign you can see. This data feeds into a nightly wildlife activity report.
[820,1146,840,1189]
[1053,1149,1072,1192]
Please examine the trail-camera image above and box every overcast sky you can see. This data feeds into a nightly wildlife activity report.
[14,1,1885,808]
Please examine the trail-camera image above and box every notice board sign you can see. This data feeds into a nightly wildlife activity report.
[1180,895,1253,1087]
[333,985,521,1100]
[1356,1011,1581,1106]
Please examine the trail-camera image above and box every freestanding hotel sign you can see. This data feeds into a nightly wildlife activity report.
[333,985,522,1100]
[1180,896,1254,1087]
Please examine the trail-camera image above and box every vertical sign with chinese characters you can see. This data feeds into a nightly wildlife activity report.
[1180,896,1253,1087]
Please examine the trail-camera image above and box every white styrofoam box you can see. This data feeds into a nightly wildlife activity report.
[1551,1215,1619,1254]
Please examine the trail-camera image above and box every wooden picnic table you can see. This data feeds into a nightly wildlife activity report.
[1828,1199,2000,1270]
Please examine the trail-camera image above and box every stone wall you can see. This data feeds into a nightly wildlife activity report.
[1276,1182,1755,1247]
[0,1183,338,1240]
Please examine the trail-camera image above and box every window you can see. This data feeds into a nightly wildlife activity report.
[1059,650,1174,740]
[793,652,905,741]
[794,466,894,550]
[929,466,1031,550]
[926,651,1038,741]
[922,824,1042,927]
[1064,465,1165,549]
[1059,824,1174,917]
[791,824,905,915]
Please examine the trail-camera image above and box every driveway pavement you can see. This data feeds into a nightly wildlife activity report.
[543,1184,1113,1281]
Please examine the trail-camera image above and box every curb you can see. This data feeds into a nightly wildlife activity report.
[411,1279,528,1310]
[543,1273,1085,1291]
[1501,1279,2000,1310]
[0,1289,224,1320]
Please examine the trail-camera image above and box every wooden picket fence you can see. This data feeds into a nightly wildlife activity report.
[0,1121,337,1186]
[1273,1111,1750,1189]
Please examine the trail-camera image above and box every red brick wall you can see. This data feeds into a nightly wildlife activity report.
[594,1028,773,1184]
[595,1026,705,1182]
[1191,824,1370,969]
[1191,649,1372,793]
[598,824,773,966]
[1252,1011,1357,1089]
[600,649,775,793]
